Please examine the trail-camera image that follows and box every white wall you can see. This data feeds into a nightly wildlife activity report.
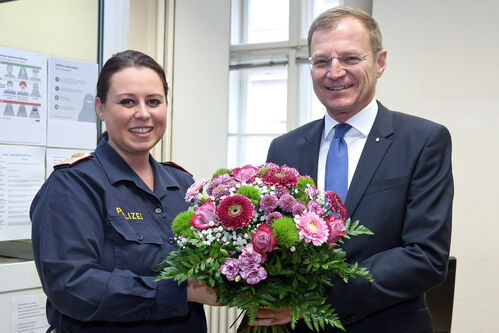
[170,0,231,179]
[373,1,499,332]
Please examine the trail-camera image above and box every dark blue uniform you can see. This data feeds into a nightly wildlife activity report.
[30,139,206,332]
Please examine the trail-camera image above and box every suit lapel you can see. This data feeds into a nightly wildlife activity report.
[346,103,394,218]
[297,118,324,183]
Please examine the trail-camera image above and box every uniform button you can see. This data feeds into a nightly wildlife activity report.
[155,208,162,214]
[168,238,175,244]
[171,310,177,316]
[137,234,144,241]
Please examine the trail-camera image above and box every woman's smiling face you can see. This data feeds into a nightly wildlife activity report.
[96,66,167,160]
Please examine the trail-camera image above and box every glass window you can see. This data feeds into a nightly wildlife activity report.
[300,0,341,40]
[228,66,287,168]
[231,0,289,44]
[228,0,340,168]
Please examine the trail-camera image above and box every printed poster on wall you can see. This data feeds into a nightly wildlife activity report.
[0,46,47,146]
[0,145,45,241]
[47,56,98,149]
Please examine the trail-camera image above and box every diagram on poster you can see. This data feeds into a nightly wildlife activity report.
[0,46,47,145]
[47,56,97,149]
[0,145,45,241]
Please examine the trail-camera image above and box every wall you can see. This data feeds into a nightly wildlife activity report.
[373,1,499,331]
[170,0,231,178]
[0,0,98,62]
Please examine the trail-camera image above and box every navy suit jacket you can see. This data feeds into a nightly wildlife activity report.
[266,102,453,333]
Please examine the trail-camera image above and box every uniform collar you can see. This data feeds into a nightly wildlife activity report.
[94,139,180,196]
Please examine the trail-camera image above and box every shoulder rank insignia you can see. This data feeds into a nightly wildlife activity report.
[162,161,193,176]
[54,152,92,169]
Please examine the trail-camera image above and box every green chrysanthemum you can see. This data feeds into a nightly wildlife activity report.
[294,176,317,202]
[172,211,195,238]
[212,168,232,178]
[236,185,261,205]
[272,217,299,248]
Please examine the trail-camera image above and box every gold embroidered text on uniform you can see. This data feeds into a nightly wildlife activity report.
[116,207,144,220]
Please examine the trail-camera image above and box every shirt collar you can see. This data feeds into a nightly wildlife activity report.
[94,139,180,195]
[323,98,378,140]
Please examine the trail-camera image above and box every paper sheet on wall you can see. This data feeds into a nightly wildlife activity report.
[11,293,49,333]
[0,145,45,241]
[45,148,93,178]
[47,56,97,149]
[0,46,47,146]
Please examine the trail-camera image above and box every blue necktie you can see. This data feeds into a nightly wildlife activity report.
[325,123,351,202]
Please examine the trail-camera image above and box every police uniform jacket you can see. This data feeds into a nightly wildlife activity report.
[30,139,206,332]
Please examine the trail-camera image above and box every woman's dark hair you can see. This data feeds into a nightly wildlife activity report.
[96,50,168,103]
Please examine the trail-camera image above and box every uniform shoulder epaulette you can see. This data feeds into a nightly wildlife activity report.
[54,152,92,169]
[162,161,193,177]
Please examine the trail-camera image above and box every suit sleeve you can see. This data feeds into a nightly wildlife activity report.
[327,124,453,323]
[30,170,188,322]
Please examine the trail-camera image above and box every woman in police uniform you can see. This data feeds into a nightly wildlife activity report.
[30,50,216,332]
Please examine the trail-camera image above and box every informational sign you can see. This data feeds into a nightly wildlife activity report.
[0,145,45,241]
[11,293,49,333]
[47,56,98,149]
[45,148,93,178]
[0,46,47,146]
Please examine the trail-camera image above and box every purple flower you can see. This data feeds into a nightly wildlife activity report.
[211,184,231,199]
[278,194,297,213]
[220,258,240,281]
[266,211,282,226]
[292,202,307,216]
[307,200,323,216]
[305,185,320,198]
[239,263,267,285]
[259,194,278,212]
[207,174,235,197]
[274,187,289,198]
[240,243,265,265]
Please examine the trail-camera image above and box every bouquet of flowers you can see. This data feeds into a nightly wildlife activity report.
[157,164,373,332]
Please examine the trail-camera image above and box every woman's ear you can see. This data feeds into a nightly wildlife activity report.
[95,97,105,121]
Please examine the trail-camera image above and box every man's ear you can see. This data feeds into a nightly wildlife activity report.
[376,49,387,78]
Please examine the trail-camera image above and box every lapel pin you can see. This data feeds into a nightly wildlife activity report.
[376,138,380,142]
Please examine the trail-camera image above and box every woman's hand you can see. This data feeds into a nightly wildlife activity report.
[251,307,292,326]
[186,278,219,306]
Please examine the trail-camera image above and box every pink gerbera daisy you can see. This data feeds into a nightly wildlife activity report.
[261,166,298,188]
[216,194,254,229]
[294,211,329,246]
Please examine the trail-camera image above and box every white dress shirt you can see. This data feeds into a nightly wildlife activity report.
[317,98,378,191]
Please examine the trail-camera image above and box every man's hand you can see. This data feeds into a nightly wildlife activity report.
[251,307,292,326]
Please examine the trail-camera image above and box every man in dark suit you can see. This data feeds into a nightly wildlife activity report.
[255,6,453,333]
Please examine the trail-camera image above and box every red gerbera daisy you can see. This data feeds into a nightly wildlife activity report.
[261,166,298,188]
[217,194,254,229]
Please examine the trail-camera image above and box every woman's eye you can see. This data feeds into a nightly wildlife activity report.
[119,99,134,106]
[147,99,161,106]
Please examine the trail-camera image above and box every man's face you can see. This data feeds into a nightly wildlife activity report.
[310,16,387,122]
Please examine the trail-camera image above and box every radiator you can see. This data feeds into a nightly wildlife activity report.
[204,305,244,333]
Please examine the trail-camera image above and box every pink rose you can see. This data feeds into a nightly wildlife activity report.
[232,165,258,183]
[251,223,277,254]
[190,200,216,229]
[325,215,346,245]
